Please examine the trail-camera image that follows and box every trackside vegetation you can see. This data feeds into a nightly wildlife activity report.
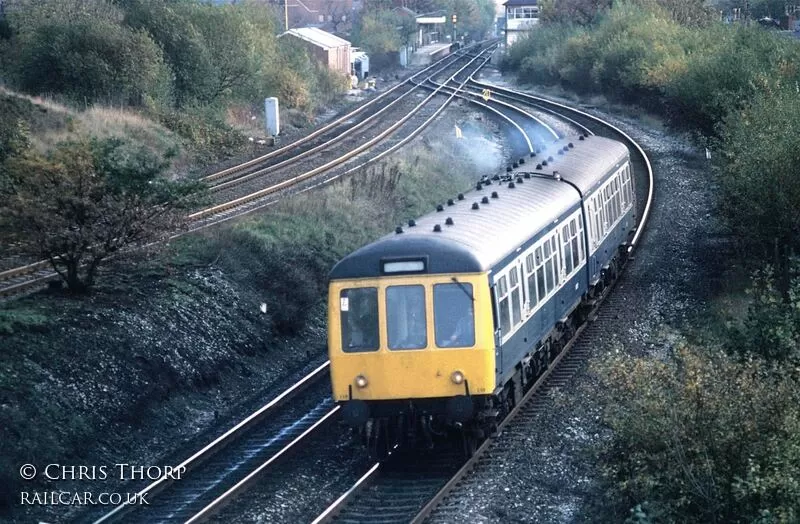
[0,127,494,515]
[0,0,352,291]
[502,3,800,521]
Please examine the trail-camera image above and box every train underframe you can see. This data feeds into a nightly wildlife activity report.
[342,245,629,460]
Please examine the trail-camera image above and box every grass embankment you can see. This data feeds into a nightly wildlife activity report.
[0,88,187,166]
[0,115,500,520]
[503,6,800,521]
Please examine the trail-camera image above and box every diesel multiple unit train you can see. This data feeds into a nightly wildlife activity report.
[327,134,636,456]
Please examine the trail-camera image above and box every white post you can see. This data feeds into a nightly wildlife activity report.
[264,97,280,137]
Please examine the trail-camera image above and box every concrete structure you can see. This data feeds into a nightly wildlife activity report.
[264,97,280,137]
[280,27,352,77]
[504,0,539,46]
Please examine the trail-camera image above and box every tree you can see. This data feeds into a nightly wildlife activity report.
[9,19,169,107]
[1,138,204,292]
[714,84,800,271]
[353,9,406,55]
[122,0,218,106]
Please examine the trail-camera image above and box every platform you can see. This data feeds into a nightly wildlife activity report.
[410,42,452,66]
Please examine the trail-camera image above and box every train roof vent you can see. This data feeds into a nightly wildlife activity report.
[445,217,454,226]
[408,219,416,227]
[492,174,500,181]
[476,182,483,190]
[436,204,444,212]
[516,176,523,183]
[568,142,574,148]
[506,166,513,173]
[541,161,548,167]
[457,193,464,200]
[472,202,480,210]
[558,149,564,155]
[447,198,455,206]
[433,224,442,232]
[519,158,525,165]
[579,135,585,141]
[548,156,554,162]
[530,151,536,157]
[512,161,518,168]
[524,173,531,179]
[508,182,516,189]
[481,196,490,204]
[395,226,403,234]
[491,191,499,198]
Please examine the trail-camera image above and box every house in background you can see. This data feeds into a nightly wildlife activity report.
[280,27,352,77]
[504,0,539,46]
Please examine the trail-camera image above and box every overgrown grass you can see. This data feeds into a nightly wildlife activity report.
[1,86,189,168]
[167,129,496,336]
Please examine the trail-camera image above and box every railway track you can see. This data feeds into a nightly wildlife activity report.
[307,93,654,524]
[53,78,650,524]
[0,44,501,299]
[90,362,335,524]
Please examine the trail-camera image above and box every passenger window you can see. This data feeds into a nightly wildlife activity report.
[572,236,580,267]
[511,288,521,325]
[527,272,538,309]
[497,276,508,297]
[499,296,511,334]
[545,259,554,292]
[386,285,427,350]
[340,288,379,352]
[536,267,546,301]
[434,283,475,348]
[564,241,573,274]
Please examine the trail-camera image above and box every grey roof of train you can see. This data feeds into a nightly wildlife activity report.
[329,135,629,279]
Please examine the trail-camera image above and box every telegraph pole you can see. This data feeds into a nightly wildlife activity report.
[284,0,289,31]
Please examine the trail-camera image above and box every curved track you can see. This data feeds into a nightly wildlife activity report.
[309,90,655,524]
[1,45,506,299]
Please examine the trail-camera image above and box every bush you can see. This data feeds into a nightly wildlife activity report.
[728,265,800,362]
[590,344,800,522]
[714,87,800,261]
[9,20,170,108]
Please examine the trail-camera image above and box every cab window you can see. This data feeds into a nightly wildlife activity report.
[340,288,379,352]
[387,285,427,350]
[434,283,475,348]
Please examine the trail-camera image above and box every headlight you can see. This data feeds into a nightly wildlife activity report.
[355,375,369,388]
[451,370,465,385]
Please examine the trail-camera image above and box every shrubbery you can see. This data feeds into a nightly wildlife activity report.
[503,6,800,520]
[591,344,800,522]
[0,0,349,158]
[504,3,800,264]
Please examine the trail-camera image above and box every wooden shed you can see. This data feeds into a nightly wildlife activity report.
[280,27,352,77]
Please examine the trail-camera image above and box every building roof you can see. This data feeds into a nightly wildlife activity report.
[281,27,350,49]
[329,135,629,279]
[504,0,538,6]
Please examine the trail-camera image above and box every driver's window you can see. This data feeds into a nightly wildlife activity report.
[386,285,427,350]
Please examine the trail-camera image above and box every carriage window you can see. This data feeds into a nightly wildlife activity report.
[434,283,475,348]
[536,266,546,301]
[496,275,511,335]
[340,288,379,352]
[386,285,427,350]
[571,236,580,267]
[509,267,522,326]
[527,271,538,309]
[545,258,554,292]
